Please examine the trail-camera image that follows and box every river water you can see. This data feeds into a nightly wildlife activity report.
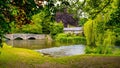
[6,40,85,57]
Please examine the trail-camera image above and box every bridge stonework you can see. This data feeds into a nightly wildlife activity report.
[63,27,83,34]
[5,27,83,40]
[5,34,46,40]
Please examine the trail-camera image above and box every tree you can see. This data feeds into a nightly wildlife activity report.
[0,0,37,47]
[84,0,120,54]
[106,0,120,46]
[0,0,11,47]
[84,0,112,19]
[55,8,78,27]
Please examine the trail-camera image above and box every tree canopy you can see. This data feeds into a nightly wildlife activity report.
[0,0,120,48]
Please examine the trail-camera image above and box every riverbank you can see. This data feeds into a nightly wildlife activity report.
[0,43,120,68]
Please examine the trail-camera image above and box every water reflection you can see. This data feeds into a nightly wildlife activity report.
[36,45,85,57]
[6,40,84,49]
[6,40,54,49]
[6,40,85,57]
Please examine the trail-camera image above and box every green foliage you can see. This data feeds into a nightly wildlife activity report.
[84,0,112,18]
[84,19,95,46]
[32,11,44,25]
[84,0,120,54]
[50,22,64,37]
[0,13,10,47]
[0,0,40,37]
[11,0,39,17]
[85,46,96,54]
[78,18,88,26]
[55,33,68,42]
[11,6,19,16]
[84,13,116,54]
[55,33,86,44]
[105,0,120,46]
[115,38,120,46]
[10,22,42,34]
[10,21,18,33]
[22,24,42,34]
[106,8,120,27]
[114,28,120,46]
[32,9,53,34]
[85,30,115,54]
[96,30,115,54]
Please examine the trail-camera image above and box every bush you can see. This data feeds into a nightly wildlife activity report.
[74,37,86,44]
[32,10,53,34]
[85,46,96,54]
[50,22,64,37]
[67,37,74,43]
[60,37,68,43]
[22,24,42,34]
[115,38,120,46]
[78,18,88,26]
[32,11,45,25]
[55,33,68,41]
[55,33,86,44]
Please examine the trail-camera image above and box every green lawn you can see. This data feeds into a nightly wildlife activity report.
[0,43,120,68]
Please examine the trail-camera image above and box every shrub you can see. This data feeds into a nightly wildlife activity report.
[22,24,42,34]
[60,37,67,43]
[55,33,86,44]
[55,33,68,41]
[78,18,88,26]
[85,46,96,54]
[67,37,74,43]
[50,22,64,37]
[32,10,53,34]
[74,37,86,44]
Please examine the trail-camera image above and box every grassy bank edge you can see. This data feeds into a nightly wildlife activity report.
[0,43,120,68]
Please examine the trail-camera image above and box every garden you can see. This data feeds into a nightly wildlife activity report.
[0,0,120,68]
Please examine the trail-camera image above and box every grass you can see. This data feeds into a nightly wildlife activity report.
[0,43,49,68]
[0,43,120,68]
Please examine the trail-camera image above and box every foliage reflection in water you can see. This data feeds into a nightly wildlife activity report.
[6,40,85,57]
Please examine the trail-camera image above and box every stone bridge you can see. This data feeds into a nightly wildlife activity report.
[5,34,46,40]
[5,27,83,40]
[63,27,83,34]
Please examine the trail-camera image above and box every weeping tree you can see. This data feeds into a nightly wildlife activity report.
[84,0,120,54]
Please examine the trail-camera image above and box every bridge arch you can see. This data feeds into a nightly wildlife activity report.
[5,34,47,40]
[5,37,10,40]
[14,37,23,40]
[28,37,36,40]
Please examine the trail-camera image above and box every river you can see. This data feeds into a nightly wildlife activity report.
[6,40,85,57]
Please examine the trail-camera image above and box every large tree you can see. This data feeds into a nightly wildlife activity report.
[0,0,38,47]
[84,0,120,54]
[0,0,11,47]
